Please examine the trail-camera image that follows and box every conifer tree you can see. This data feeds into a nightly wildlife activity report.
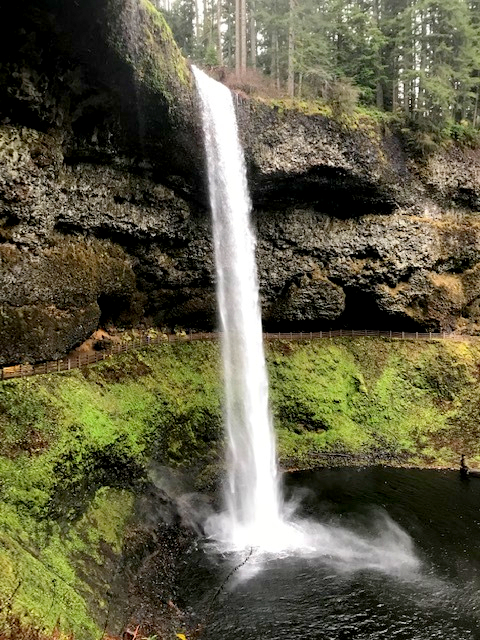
[161,0,480,133]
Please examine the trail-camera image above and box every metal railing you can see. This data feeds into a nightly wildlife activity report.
[0,329,469,381]
[263,329,458,341]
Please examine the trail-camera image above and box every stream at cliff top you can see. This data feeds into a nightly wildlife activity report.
[179,468,480,639]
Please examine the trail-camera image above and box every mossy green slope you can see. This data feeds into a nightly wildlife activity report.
[0,343,221,640]
[268,338,480,468]
[1,337,480,638]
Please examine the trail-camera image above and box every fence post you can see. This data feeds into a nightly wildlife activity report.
[310,331,312,340]
[416,332,418,339]
[402,331,405,339]
[320,330,322,339]
[290,331,292,340]
[340,329,342,337]
[429,332,432,339]
[390,330,392,338]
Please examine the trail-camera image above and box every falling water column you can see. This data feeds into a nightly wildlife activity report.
[193,67,282,548]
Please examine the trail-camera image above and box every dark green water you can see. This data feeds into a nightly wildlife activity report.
[179,468,480,639]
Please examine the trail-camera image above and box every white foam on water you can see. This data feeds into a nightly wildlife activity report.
[205,509,420,578]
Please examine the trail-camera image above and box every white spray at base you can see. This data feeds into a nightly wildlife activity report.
[193,66,419,573]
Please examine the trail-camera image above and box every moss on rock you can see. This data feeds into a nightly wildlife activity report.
[0,239,138,365]
[0,343,222,638]
[1,337,480,638]
[0,486,134,640]
[106,0,192,106]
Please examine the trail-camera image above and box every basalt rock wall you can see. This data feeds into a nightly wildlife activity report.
[239,103,480,333]
[1,0,480,364]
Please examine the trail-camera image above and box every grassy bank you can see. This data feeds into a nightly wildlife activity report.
[1,337,479,638]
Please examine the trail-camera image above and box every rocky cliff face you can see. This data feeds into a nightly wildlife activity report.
[1,0,480,364]
[239,102,480,332]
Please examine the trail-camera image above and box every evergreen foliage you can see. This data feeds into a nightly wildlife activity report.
[155,0,480,136]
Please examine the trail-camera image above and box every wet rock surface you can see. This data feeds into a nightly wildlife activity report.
[238,101,413,212]
[1,0,480,364]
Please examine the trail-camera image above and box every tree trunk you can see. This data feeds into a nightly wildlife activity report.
[227,2,233,66]
[235,0,247,74]
[418,8,428,117]
[474,85,479,128]
[235,0,241,73]
[210,0,215,46]
[404,9,415,116]
[195,0,201,43]
[217,0,223,64]
[272,28,279,89]
[376,82,384,110]
[373,0,384,110]
[392,54,398,111]
[249,0,256,68]
[204,0,212,50]
[287,0,295,97]
[240,0,247,72]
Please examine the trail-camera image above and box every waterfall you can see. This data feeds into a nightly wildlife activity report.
[192,67,419,570]
[193,67,282,549]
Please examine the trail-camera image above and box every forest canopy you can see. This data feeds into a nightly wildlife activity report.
[154,0,480,141]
